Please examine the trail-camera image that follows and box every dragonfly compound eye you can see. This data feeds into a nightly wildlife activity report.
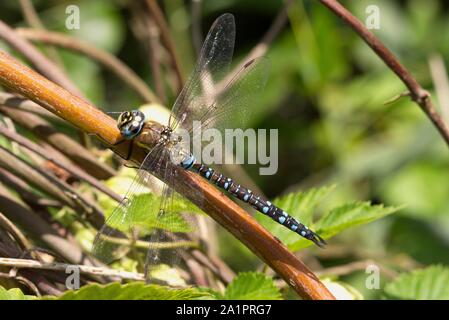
[117,110,145,139]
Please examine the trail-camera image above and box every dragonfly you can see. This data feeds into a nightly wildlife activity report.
[93,13,325,280]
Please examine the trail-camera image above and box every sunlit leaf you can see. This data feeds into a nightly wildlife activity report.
[384,265,449,300]
[50,282,211,300]
[0,286,35,300]
[222,272,281,300]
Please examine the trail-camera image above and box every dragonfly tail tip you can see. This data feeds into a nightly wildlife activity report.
[311,233,327,248]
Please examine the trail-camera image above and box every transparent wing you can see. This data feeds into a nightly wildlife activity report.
[92,143,166,263]
[92,143,202,285]
[143,168,201,285]
[174,57,270,163]
[169,13,235,130]
[191,57,270,134]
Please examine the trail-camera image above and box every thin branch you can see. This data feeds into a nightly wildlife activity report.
[0,211,32,251]
[18,0,44,29]
[190,0,203,56]
[0,167,62,209]
[315,259,398,279]
[145,0,184,91]
[18,0,64,68]
[0,257,146,282]
[0,101,117,180]
[16,28,160,104]
[0,183,100,266]
[101,234,198,250]
[146,18,167,103]
[0,19,84,100]
[0,271,41,296]
[0,123,123,203]
[0,145,105,229]
[0,92,60,121]
[320,0,449,146]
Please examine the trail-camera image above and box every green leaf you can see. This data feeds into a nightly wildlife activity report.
[129,193,195,233]
[384,265,449,300]
[100,169,204,234]
[223,272,281,300]
[0,286,35,300]
[274,185,335,226]
[316,201,401,239]
[257,186,399,251]
[50,282,211,300]
[256,185,335,245]
[287,201,399,250]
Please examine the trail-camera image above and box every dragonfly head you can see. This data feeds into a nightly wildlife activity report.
[117,110,146,139]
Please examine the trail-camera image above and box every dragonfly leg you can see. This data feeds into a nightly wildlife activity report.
[111,138,134,160]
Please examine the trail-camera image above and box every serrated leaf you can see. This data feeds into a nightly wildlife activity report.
[273,185,335,226]
[316,201,400,238]
[102,193,203,235]
[293,201,399,251]
[129,193,195,233]
[0,286,35,300]
[223,272,281,300]
[256,186,335,245]
[149,265,187,287]
[384,265,449,300]
[49,282,211,300]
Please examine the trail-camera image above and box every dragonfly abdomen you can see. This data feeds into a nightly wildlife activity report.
[180,155,326,247]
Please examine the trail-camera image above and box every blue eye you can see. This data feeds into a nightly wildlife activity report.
[121,126,140,139]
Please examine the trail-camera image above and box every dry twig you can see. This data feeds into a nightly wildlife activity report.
[320,0,449,146]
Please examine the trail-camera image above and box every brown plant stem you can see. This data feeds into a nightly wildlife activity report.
[0,257,146,282]
[0,166,62,208]
[0,145,105,229]
[319,0,449,146]
[0,19,84,100]
[16,28,159,104]
[146,18,167,104]
[0,183,99,266]
[18,0,64,68]
[145,0,184,91]
[0,211,32,251]
[0,124,122,203]
[0,103,116,180]
[190,0,203,56]
[0,50,334,300]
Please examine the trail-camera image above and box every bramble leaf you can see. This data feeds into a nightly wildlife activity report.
[384,265,449,300]
[222,272,281,300]
[48,282,211,300]
[0,286,35,300]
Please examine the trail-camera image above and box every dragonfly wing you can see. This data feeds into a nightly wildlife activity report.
[184,56,270,163]
[92,143,166,263]
[169,13,235,131]
[143,151,202,284]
